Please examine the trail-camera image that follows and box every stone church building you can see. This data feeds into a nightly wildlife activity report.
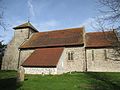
[1,22,120,74]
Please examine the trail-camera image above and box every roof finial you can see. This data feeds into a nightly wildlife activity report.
[27,16,30,23]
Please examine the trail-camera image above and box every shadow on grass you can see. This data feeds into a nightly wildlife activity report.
[0,77,22,90]
[86,72,120,90]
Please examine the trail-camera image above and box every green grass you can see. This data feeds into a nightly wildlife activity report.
[0,70,19,90]
[20,72,120,90]
[1,71,120,90]
[0,70,16,79]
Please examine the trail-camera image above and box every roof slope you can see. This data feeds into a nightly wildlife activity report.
[20,27,84,49]
[22,48,63,67]
[13,22,38,32]
[85,31,117,48]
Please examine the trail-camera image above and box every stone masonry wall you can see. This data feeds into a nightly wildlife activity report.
[57,47,85,74]
[1,38,16,70]
[24,67,57,74]
[20,49,34,66]
[2,28,30,70]
[86,48,120,72]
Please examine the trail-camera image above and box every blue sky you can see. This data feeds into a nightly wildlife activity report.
[0,0,101,44]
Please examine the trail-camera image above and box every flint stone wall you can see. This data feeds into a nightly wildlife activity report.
[86,48,120,72]
[57,47,85,74]
[1,28,34,70]
[24,67,57,74]
[2,29,29,70]
[20,49,34,66]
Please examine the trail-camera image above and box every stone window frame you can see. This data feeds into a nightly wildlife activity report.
[68,51,74,61]
[92,50,94,61]
[104,49,107,61]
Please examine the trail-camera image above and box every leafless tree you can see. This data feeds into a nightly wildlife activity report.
[0,0,6,31]
[95,0,120,59]
[99,0,120,22]
[97,0,120,30]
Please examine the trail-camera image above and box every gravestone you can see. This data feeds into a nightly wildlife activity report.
[17,66,25,82]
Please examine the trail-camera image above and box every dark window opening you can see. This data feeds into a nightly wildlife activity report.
[68,52,71,60]
[104,49,107,60]
[92,50,94,61]
[68,51,74,60]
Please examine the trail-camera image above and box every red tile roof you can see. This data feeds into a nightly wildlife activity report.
[85,31,117,48]
[22,48,63,67]
[20,27,84,49]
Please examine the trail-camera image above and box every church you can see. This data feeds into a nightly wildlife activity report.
[1,22,120,74]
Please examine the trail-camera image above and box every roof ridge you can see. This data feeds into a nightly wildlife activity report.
[86,31,113,34]
[36,27,84,34]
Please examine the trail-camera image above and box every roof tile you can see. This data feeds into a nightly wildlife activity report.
[20,27,84,49]
[85,31,117,48]
[22,48,63,67]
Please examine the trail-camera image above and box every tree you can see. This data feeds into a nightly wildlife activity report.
[99,0,120,22]
[0,41,6,69]
[0,0,6,30]
[0,0,7,69]
[97,0,120,30]
[96,0,120,59]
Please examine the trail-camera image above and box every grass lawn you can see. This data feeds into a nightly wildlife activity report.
[0,70,18,90]
[1,71,120,90]
[20,72,120,90]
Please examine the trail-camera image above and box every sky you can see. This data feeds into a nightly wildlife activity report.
[0,0,101,44]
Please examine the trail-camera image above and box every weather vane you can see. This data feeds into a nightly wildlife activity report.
[27,16,30,23]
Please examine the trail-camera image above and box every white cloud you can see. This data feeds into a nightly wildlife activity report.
[80,14,118,32]
[80,18,94,27]
[80,18,96,32]
[43,20,58,27]
[33,20,59,31]
[27,0,35,17]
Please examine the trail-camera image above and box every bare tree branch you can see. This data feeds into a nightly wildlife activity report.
[0,0,6,31]
[96,0,120,60]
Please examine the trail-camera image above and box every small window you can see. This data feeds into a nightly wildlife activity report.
[68,51,74,60]
[68,52,71,60]
[92,50,94,61]
[104,49,107,60]
[71,52,73,60]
